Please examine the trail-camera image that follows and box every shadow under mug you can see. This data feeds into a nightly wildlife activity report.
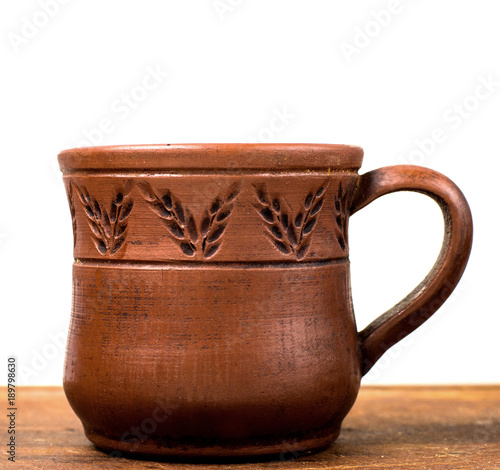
[58,144,473,459]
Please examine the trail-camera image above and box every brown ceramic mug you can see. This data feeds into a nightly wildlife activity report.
[58,144,473,459]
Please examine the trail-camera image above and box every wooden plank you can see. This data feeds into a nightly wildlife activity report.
[2,386,499,469]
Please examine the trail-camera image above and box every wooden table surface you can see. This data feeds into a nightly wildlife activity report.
[4,386,499,469]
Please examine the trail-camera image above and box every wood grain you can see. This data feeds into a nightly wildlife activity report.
[4,386,499,469]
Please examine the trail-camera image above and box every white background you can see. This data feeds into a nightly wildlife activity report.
[1,0,499,386]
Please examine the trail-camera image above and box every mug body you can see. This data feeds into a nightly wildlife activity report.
[59,144,364,458]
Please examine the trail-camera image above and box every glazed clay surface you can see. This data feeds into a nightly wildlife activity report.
[58,144,473,458]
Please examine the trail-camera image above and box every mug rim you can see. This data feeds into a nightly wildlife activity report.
[58,143,363,172]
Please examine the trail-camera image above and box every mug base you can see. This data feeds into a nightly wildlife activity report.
[84,426,340,461]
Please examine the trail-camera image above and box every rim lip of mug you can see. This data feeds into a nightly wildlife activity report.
[58,143,364,172]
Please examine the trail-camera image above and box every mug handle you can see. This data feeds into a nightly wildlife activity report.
[351,165,473,376]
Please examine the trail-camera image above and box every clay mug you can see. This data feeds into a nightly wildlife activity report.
[58,144,473,459]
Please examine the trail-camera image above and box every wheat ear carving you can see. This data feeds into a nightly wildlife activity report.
[65,182,77,248]
[138,182,241,259]
[73,181,134,255]
[253,183,328,260]
[334,182,349,252]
